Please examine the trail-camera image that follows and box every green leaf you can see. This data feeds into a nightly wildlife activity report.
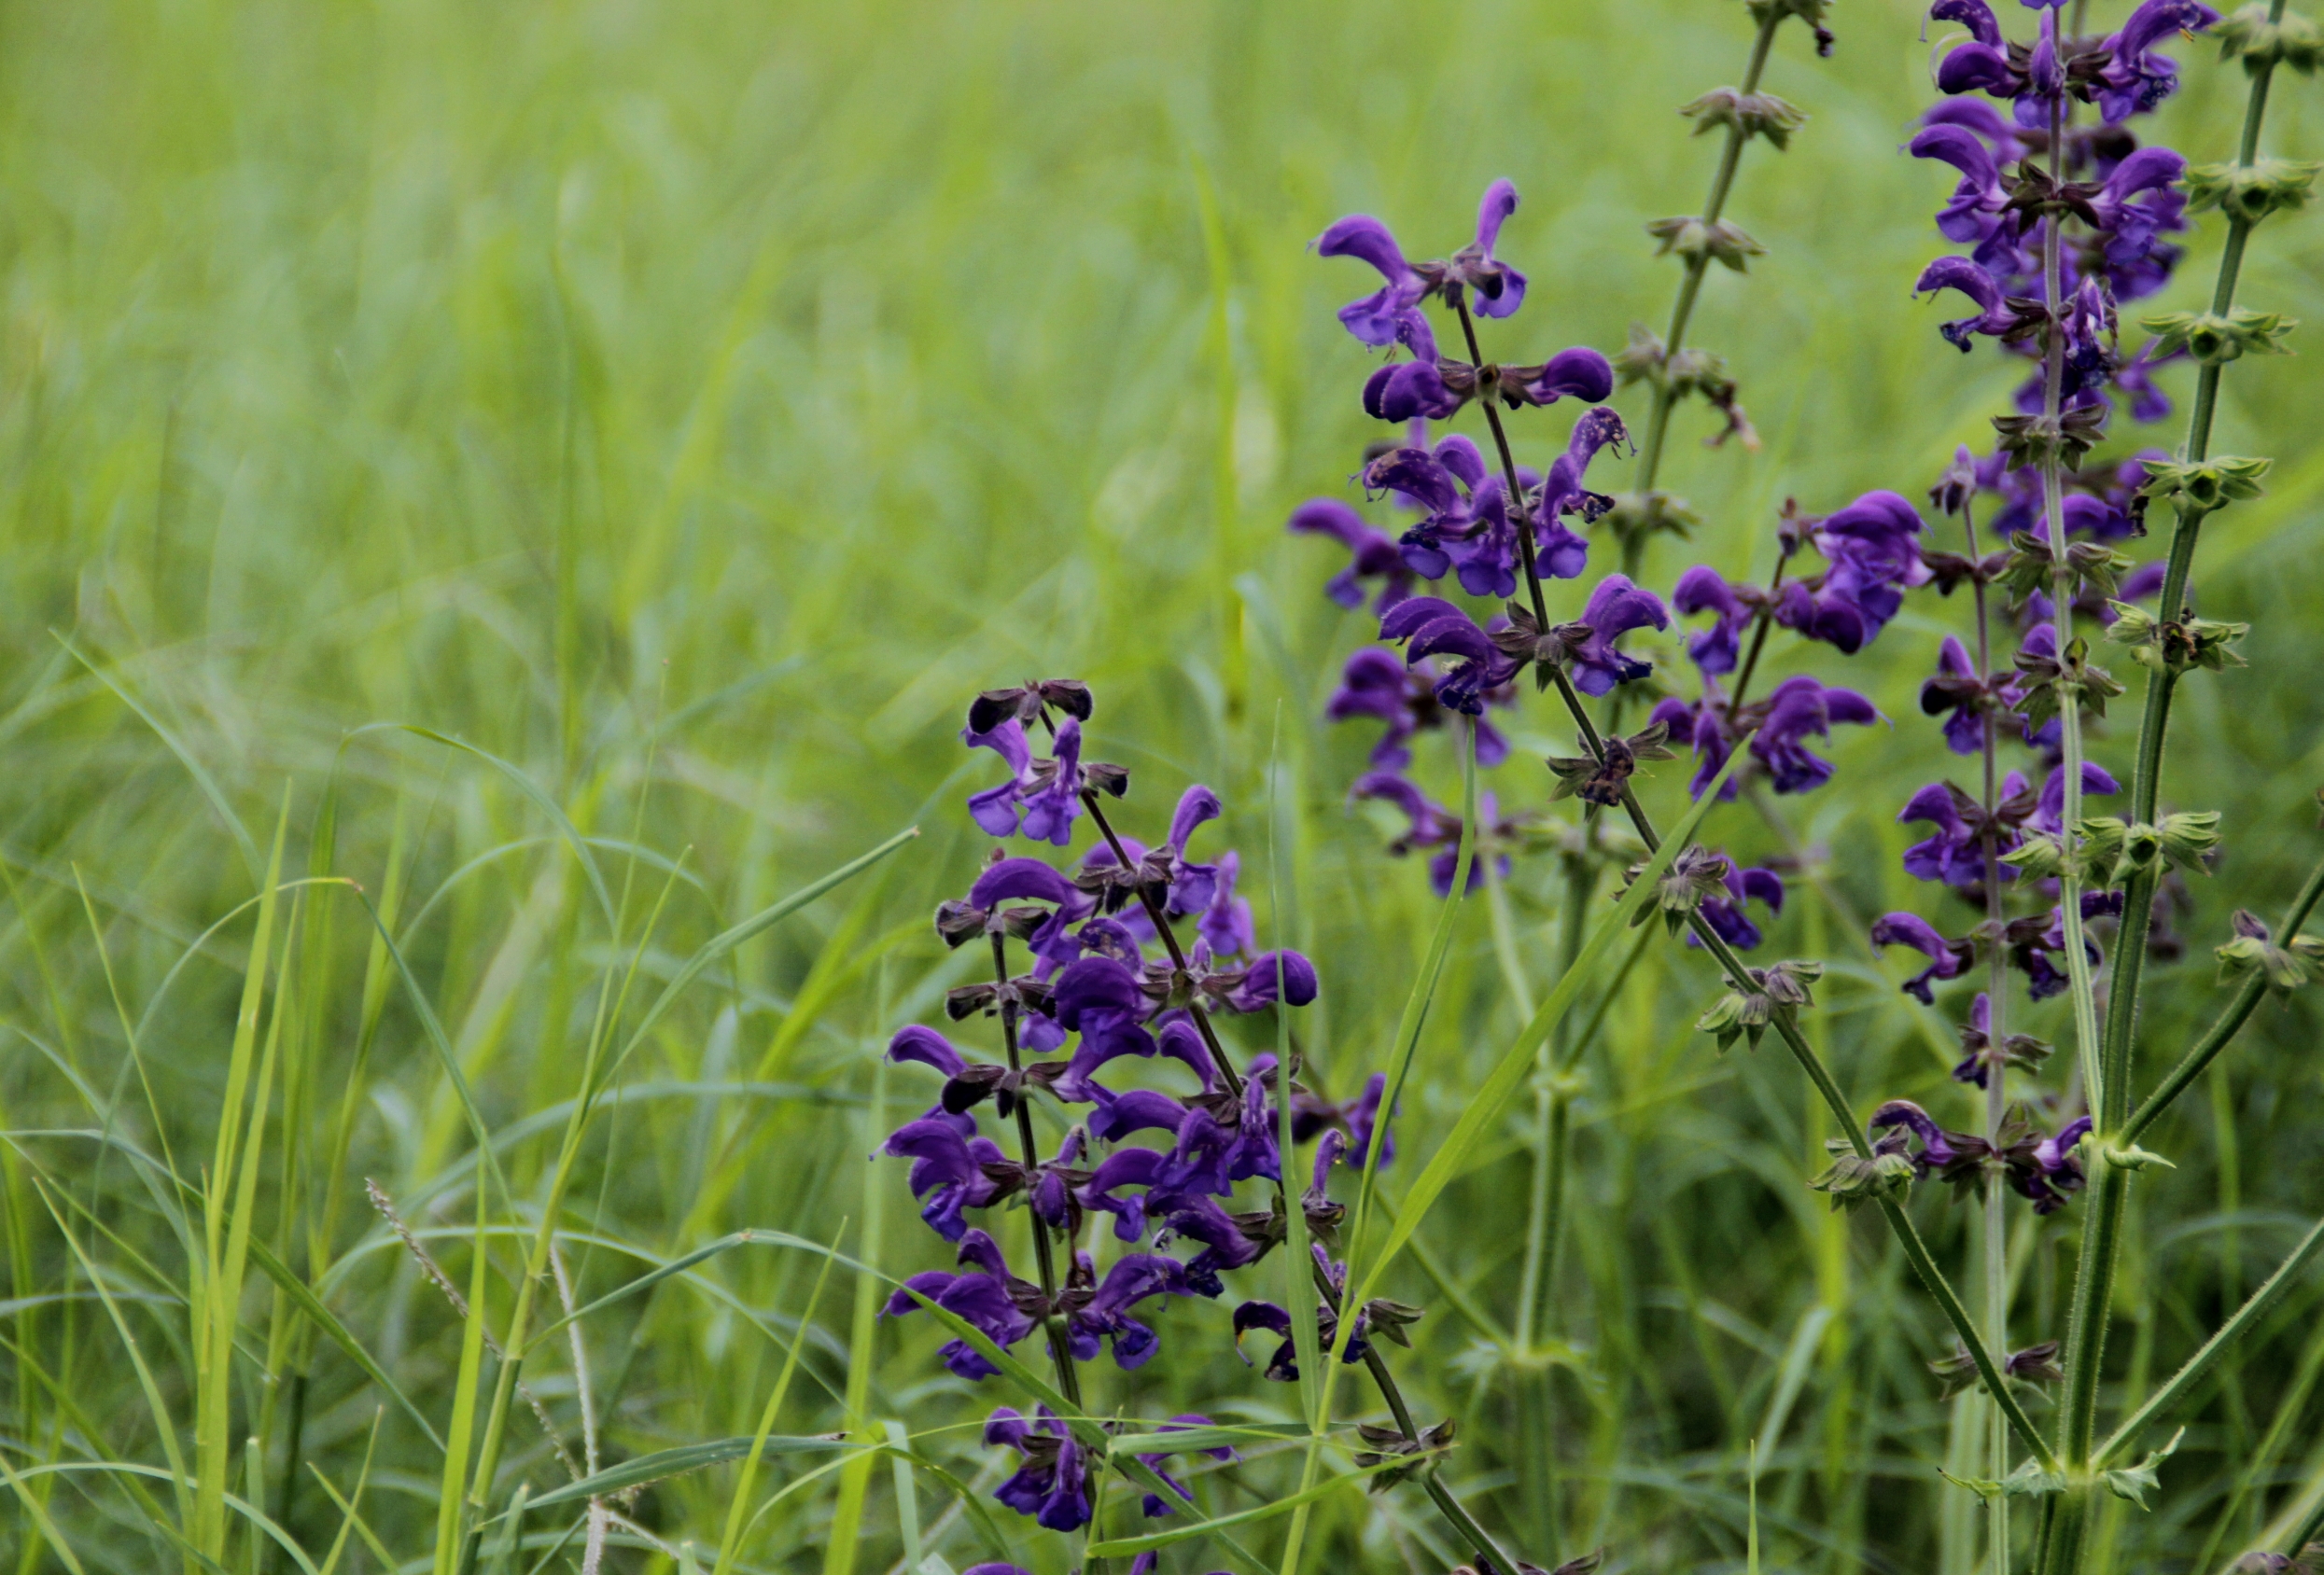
[2103,1427,2185,1508]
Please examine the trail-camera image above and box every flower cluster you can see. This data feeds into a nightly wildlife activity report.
[883,680,1405,1535]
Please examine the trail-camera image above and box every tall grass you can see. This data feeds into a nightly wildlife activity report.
[3,0,2323,1569]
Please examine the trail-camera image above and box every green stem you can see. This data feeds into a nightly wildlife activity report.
[991,931,1084,1409]
[1533,651,2058,1470]
[2050,26,2292,1561]
[1633,7,1786,493]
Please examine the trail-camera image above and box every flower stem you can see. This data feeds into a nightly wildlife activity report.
[1632,6,1787,495]
[1964,488,2012,1575]
[1453,296,1553,635]
[991,931,1085,1410]
[1532,625,2060,1470]
[2047,24,2294,1568]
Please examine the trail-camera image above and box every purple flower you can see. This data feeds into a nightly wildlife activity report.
[2022,1115,2093,1211]
[1870,1099,1978,1171]
[1871,911,1978,1003]
[1363,435,1536,596]
[1350,772,1516,896]
[1052,955,1160,1062]
[884,1230,1037,1377]
[1671,565,1757,677]
[1772,492,1929,653]
[1915,256,2027,352]
[882,1116,1009,1241]
[1686,859,1785,951]
[986,1407,1095,1531]
[1897,776,2019,889]
[962,717,1125,846]
[1530,408,1632,579]
[1377,597,1524,715]
[1316,215,1429,350]
[1288,497,1415,612]
[1325,645,1511,771]
[1456,178,1530,318]
[1922,635,1995,756]
[2094,0,2219,122]
[1232,1298,1371,1381]
[1755,676,1883,793]
[1197,850,1256,960]
[1566,574,1672,696]
[1065,1252,1197,1370]
[1293,1072,1394,1169]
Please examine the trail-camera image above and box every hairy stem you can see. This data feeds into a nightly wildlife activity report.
[1633,7,1787,493]
[991,931,1084,1408]
[2049,23,2293,1564]
[1531,636,2058,1468]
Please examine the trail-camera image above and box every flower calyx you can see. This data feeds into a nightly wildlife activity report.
[967,679,1094,736]
[1807,1132,1920,1212]
[945,972,1057,1025]
[1352,1417,1456,1489]
[2216,908,2324,991]
[1645,215,1767,273]
[2105,601,2250,674]
[2217,4,2324,74]
[1999,532,2137,604]
[1623,844,1734,938]
[1601,490,1702,551]
[1958,1012,2051,1080]
[2141,306,2298,364]
[2011,634,2125,728]
[1681,87,1809,149]
[2137,454,2273,517]
[939,1057,1069,1118]
[2071,812,2222,884]
[1991,403,2110,472]
[2002,160,2108,233]
[2185,157,2321,225]
[1547,720,1675,807]
[1744,0,1836,50]
[1695,959,1822,1053]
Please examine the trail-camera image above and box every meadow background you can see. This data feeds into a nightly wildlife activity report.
[4,0,2324,1570]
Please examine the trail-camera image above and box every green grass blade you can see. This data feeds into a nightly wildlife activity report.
[711,1242,837,1575]
[1085,1456,1404,1556]
[514,1436,861,1514]
[244,1235,444,1451]
[1346,748,1741,1312]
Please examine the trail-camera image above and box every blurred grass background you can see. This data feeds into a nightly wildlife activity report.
[4,0,2324,1569]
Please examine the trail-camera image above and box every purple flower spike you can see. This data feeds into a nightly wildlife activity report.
[1871,911,1978,1002]
[1325,646,1511,771]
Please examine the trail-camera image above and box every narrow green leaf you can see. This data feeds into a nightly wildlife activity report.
[1085,1456,1403,1555]
[518,1435,861,1513]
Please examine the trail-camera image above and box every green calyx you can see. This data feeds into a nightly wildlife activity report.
[2140,305,2299,364]
[2104,601,2250,674]
[1680,87,1807,149]
[2216,909,2324,991]
[1695,959,1821,1054]
[1646,215,1766,273]
[2185,157,2321,224]
[2075,812,2223,884]
[2138,454,2274,516]
[2217,3,2324,74]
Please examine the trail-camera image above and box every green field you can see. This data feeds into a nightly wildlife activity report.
[4,0,2324,1570]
